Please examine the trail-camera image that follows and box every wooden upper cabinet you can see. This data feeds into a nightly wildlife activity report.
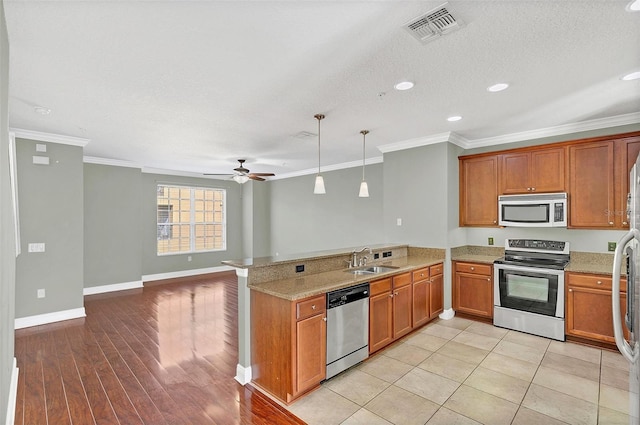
[459,155,499,227]
[500,147,566,194]
[569,141,615,228]
[614,136,640,228]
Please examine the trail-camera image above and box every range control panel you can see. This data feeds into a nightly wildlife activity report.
[506,239,569,254]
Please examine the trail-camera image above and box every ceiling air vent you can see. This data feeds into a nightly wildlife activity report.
[403,2,463,44]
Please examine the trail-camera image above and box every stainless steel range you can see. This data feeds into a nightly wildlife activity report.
[493,238,570,341]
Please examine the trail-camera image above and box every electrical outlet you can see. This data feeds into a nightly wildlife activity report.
[373,253,379,260]
[608,242,616,252]
[187,255,192,262]
[295,264,305,273]
[488,237,494,246]
[37,289,45,299]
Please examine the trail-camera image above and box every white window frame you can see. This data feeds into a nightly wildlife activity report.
[156,184,227,256]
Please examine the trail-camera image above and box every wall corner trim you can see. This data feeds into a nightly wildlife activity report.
[235,364,252,385]
[438,308,455,320]
[5,358,18,425]
[83,280,143,296]
[14,307,86,329]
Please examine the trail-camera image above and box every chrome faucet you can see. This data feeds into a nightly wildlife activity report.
[350,247,373,268]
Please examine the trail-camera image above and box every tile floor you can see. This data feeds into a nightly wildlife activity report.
[287,317,633,425]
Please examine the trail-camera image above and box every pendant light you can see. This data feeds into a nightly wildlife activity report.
[358,130,370,198]
[313,114,326,194]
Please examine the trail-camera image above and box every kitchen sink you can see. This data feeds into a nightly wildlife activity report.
[345,265,399,275]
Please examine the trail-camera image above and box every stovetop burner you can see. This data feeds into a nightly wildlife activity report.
[494,238,570,270]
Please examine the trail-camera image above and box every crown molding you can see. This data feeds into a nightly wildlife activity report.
[378,132,459,154]
[10,128,90,147]
[464,112,640,149]
[272,156,384,180]
[83,156,141,169]
[142,166,229,179]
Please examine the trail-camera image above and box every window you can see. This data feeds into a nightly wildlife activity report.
[156,184,226,255]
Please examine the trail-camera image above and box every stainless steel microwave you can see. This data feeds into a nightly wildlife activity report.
[498,193,568,227]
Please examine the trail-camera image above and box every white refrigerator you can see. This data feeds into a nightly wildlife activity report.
[613,158,640,425]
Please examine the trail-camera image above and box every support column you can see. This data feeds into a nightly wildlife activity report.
[234,267,252,385]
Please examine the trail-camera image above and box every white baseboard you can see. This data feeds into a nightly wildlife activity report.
[5,358,18,425]
[235,364,252,385]
[439,308,455,320]
[14,307,86,329]
[142,265,234,282]
[83,280,143,296]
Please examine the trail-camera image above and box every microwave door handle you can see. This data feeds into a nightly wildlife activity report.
[612,230,639,363]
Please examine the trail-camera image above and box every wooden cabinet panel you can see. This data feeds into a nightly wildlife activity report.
[460,155,499,227]
[412,279,429,328]
[370,277,392,296]
[296,295,326,320]
[429,273,444,319]
[566,285,627,343]
[500,152,529,194]
[393,284,413,339]
[569,141,615,228]
[453,261,493,319]
[369,291,393,353]
[500,148,565,195]
[614,136,640,228]
[295,313,326,394]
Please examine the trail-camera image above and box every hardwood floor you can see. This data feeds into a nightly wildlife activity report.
[13,271,306,425]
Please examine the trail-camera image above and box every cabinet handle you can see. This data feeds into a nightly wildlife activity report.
[487,278,490,281]
[389,293,394,298]
[323,317,327,322]
[471,267,475,271]
[596,281,602,285]
[493,220,497,224]
[420,273,424,277]
[531,187,535,191]
[311,305,316,310]
[609,222,614,225]
[527,187,531,191]
[569,289,573,292]
[624,221,628,225]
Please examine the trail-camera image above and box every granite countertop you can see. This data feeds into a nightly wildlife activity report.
[248,255,444,300]
[450,245,504,265]
[565,251,619,275]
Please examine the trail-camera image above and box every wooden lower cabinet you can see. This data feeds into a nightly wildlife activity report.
[392,273,413,339]
[369,278,394,354]
[566,272,628,344]
[453,261,493,319]
[251,291,326,404]
[412,264,444,327]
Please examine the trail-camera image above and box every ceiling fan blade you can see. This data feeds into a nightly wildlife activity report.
[249,173,275,177]
[249,175,266,181]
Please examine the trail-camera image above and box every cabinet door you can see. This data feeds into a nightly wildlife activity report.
[392,284,413,339]
[530,148,565,193]
[566,286,628,343]
[295,313,326,395]
[454,272,493,318]
[500,152,530,194]
[429,273,444,319]
[615,137,640,228]
[369,292,393,354]
[412,280,429,328]
[460,155,499,227]
[569,141,615,228]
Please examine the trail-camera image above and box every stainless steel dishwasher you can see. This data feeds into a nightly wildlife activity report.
[325,282,369,379]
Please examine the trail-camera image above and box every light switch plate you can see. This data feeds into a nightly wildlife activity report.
[28,243,45,253]
[32,155,50,165]
[36,144,47,152]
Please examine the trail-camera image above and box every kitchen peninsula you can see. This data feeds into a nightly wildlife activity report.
[223,244,445,404]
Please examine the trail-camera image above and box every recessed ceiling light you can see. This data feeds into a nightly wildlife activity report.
[394,81,414,91]
[447,116,462,122]
[622,71,640,81]
[34,106,51,115]
[627,0,640,11]
[487,83,509,92]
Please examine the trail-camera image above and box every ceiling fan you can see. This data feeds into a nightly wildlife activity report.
[204,159,275,184]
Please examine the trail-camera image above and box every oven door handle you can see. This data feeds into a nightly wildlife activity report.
[493,263,564,275]
[612,229,639,364]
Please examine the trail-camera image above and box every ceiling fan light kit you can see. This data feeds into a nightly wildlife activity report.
[204,158,275,183]
[313,113,326,195]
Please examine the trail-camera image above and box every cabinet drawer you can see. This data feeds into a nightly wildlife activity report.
[393,272,412,288]
[456,262,491,276]
[296,295,326,321]
[370,278,392,296]
[566,274,627,292]
[412,267,429,283]
[430,263,443,276]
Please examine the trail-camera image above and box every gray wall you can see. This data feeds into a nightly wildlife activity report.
[84,163,142,287]
[0,0,15,419]
[15,139,84,318]
[141,173,243,275]
[268,163,384,256]
[241,181,271,259]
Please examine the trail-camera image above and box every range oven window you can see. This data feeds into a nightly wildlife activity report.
[498,269,559,317]
[502,204,549,223]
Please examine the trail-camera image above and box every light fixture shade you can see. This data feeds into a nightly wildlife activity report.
[314,175,326,194]
[359,181,369,198]
[233,175,250,184]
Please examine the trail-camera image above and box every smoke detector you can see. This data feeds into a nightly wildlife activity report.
[403,2,464,44]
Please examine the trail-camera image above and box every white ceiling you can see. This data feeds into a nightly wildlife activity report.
[4,0,640,178]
